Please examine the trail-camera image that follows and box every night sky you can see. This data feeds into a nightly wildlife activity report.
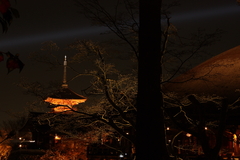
[0,0,239,122]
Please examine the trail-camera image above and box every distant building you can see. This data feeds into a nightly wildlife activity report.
[45,55,87,113]
[164,45,240,159]
[8,56,132,160]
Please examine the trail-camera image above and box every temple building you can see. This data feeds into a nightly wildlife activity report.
[164,45,240,159]
[44,55,87,113]
[7,56,89,159]
[8,46,240,159]
[7,56,129,160]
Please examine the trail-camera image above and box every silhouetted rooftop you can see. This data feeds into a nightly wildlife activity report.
[164,45,240,102]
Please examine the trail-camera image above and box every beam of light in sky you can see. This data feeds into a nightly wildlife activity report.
[0,5,239,49]
[0,26,107,49]
[170,5,240,22]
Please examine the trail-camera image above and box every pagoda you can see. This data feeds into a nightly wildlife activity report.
[44,56,87,112]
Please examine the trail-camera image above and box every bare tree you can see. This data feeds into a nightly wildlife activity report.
[71,1,222,159]
[19,0,223,159]
[165,94,225,159]
[136,0,167,159]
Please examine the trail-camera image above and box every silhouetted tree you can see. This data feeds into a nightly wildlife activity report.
[20,1,223,159]
[137,0,169,159]
[164,94,230,160]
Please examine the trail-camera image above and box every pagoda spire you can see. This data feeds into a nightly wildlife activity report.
[44,55,87,112]
[62,55,68,88]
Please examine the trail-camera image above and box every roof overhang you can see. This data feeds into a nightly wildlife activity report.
[45,97,87,106]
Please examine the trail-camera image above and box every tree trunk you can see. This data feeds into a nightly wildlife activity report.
[137,0,169,159]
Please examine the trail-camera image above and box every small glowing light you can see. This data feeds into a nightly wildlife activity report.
[233,134,237,142]
[19,137,22,140]
[19,144,22,148]
[205,127,208,130]
[29,140,35,143]
[126,132,129,135]
[166,127,170,130]
[119,153,124,158]
[55,134,61,140]
[186,133,192,137]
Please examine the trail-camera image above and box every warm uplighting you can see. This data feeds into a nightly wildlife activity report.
[53,106,72,112]
[55,134,61,140]
[186,133,192,137]
[45,97,86,106]
[233,134,237,142]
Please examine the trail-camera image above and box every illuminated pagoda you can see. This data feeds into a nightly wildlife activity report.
[44,56,87,112]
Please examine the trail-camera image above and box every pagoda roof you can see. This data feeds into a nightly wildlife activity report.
[44,56,87,106]
[45,87,87,106]
[47,87,86,100]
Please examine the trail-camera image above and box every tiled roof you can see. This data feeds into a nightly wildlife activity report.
[48,87,87,100]
[164,45,240,102]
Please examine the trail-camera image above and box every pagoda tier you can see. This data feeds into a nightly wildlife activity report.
[44,56,87,112]
[45,87,87,106]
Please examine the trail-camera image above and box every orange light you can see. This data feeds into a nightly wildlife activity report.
[186,133,192,137]
[45,98,86,106]
[233,134,237,142]
[55,134,61,140]
[53,106,72,112]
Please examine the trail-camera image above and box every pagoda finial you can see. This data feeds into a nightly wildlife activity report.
[62,55,68,88]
